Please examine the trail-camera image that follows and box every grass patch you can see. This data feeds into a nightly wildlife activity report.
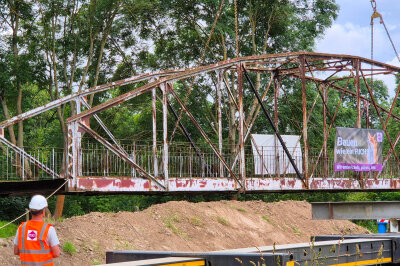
[217,217,229,226]
[166,220,179,234]
[163,216,187,238]
[189,216,202,226]
[44,217,65,224]
[93,259,101,265]
[236,207,247,213]
[93,241,101,252]
[0,221,18,238]
[292,226,302,236]
[114,238,132,250]
[353,220,378,233]
[63,241,76,255]
[262,215,275,225]
[172,215,180,223]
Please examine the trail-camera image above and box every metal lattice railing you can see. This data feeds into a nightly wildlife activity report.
[0,147,63,181]
[0,141,399,181]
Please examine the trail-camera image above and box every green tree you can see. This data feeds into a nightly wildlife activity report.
[109,0,339,148]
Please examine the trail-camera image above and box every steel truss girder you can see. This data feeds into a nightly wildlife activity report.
[0,69,186,129]
[66,52,400,123]
[1,52,399,129]
[1,52,400,193]
[288,73,400,123]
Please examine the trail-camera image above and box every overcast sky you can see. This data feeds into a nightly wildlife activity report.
[314,0,400,95]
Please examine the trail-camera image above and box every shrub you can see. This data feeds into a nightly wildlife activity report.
[63,241,76,255]
[0,221,18,238]
[0,197,29,221]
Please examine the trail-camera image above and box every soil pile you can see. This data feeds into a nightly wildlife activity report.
[0,200,369,265]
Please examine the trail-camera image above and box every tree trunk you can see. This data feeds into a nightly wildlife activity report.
[89,7,119,106]
[1,96,17,145]
[54,195,65,220]
[10,2,32,179]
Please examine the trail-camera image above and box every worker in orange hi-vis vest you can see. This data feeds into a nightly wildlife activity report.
[13,195,61,266]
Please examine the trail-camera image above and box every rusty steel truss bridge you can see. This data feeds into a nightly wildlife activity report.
[1,52,400,195]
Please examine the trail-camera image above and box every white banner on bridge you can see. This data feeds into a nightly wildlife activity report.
[251,134,303,175]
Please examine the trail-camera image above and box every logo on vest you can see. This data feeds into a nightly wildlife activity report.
[27,230,37,241]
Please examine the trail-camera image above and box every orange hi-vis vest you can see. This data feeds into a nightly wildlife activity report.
[17,221,54,266]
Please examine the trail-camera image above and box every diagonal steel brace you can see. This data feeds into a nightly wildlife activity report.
[242,65,304,180]
[166,84,243,188]
[0,137,60,178]
[78,122,166,190]
[79,97,128,156]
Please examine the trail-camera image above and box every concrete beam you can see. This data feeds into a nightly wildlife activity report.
[312,201,400,220]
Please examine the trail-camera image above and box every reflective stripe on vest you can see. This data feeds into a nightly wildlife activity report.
[18,221,53,266]
[20,259,54,266]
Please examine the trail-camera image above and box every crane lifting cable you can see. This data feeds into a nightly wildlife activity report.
[370,0,400,64]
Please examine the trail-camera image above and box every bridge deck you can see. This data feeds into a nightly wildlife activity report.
[2,176,400,196]
[0,179,67,196]
[69,176,400,193]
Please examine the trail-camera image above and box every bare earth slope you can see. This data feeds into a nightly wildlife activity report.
[0,200,369,265]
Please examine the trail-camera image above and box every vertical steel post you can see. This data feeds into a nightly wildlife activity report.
[161,82,169,190]
[354,59,361,128]
[323,83,328,178]
[354,59,362,181]
[366,100,370,128]
[300,56,309,183]
[6,147,8,180]
[217,70,224,177]
[65,130,70,180]
[152,87,158,177]
[132,141,137,177]
[274,76,280,177]
[75,99,82,176]
[22,150,25,181]
[67,121,79,187]
[72,121,79,183]
[237,64,245,188]
[52,148,55,179]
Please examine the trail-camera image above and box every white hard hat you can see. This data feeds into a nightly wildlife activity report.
[29,195,48,210]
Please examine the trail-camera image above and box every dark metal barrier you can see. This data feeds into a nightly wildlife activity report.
[105,251,289,266]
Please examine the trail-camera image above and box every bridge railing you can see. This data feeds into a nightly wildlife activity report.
[0,146,63,181]
[1,141,399,181]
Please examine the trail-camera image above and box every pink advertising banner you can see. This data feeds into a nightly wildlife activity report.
[334,127,383,172]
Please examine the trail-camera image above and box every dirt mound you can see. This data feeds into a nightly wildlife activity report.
[0,200,369,265]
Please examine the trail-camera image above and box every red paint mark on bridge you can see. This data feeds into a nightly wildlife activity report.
[120,179,134,188]
[199,181,207,188]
